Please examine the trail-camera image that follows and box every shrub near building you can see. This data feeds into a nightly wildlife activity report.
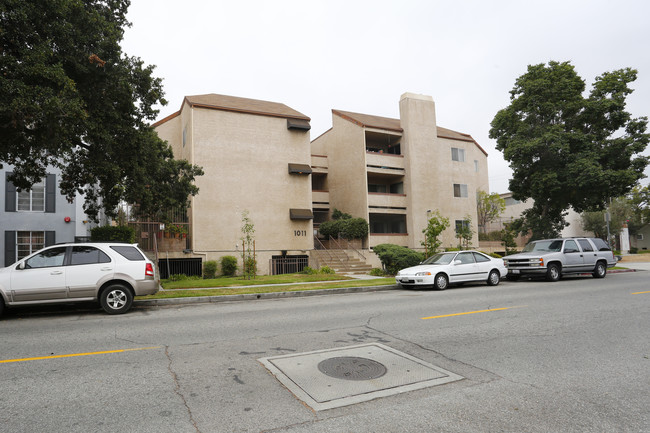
[372,244,424,275]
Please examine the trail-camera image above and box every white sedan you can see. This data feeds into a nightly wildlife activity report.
[395,250,507,290]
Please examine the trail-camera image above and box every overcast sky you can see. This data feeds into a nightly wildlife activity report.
[122,0,650,193]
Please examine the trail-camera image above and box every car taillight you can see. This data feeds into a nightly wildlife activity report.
[145,263,154,277]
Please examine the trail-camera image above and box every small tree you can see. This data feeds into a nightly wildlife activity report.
[455,216,474,249]
[240,210,256,279]
[421,210,449,257]
[476,191,506,234]
[501,221,520,255]
[581,197,630,239]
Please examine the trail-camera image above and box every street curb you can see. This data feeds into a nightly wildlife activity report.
[134,269,640,308]
[134,284,398,307]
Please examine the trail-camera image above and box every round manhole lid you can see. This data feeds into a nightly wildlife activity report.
[317,356,387,381]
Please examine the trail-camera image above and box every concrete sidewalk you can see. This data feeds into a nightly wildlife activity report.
[135,265,645,309]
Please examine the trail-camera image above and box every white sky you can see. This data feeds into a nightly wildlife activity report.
[122,0,650,193]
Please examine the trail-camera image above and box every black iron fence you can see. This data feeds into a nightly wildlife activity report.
[270,255,309,275]
[158,257,202,279]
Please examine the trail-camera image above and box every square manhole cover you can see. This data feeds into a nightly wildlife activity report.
[259,343,463,410]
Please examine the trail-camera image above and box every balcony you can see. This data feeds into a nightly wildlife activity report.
[367,193,407,210]
[366,152,405,176]
[312,190,330,209]
[311,154,328,174]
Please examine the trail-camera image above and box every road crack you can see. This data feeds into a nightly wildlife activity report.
[164,346,201,433]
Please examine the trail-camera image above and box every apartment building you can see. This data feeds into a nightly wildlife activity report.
[152,94,314,275]
[312,93,489,252]
[1,166,93,266]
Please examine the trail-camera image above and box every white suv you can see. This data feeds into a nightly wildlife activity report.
[0,242,159,317]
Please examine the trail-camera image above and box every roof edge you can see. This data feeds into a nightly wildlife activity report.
[151,110,181,128]
[186,97,310,121]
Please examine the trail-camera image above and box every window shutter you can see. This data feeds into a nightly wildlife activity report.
[4,231,16,266]
[5,172,16,212]
[45,231,56,247]
[45,174,56,213]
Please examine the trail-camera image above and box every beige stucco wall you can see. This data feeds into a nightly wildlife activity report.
[157,105,313,274]
[313,93,489,253]
[399,93,488,250]
[313,115,368,220]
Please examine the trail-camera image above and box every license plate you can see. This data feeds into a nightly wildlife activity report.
[511,270,520,274]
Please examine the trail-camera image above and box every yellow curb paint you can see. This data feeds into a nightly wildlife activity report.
[631,290,650,294]
[0,346,160,364]
[421,306,525,320]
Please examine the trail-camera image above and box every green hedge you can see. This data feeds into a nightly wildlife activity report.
[372,244,424,275]
[319,217,369,239]
[220,255,238,276]
[90,225,135,243]
[203,260,218,279]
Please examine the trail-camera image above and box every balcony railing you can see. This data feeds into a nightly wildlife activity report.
[367,192,407,209]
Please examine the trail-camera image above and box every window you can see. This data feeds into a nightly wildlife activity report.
[368,184,388,193]
[473,252,491,263]
[474,160,479,172]
[110,246,145,261]
[577,239,594,252]
[591,238,611,251]
[451,148,465,162]
[453,184,468,198]
[564,240,579,253]
[24,246,66,269]
[70,246,111,265]
[17,179,45,211]
[455,252,475,264]
[455,220,470,233]
[636,234,644,241]
[16,231,45,261]
[389,182,404,194]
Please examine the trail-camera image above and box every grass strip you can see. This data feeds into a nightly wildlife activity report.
[139,278,396,299]
[161,273,352,290]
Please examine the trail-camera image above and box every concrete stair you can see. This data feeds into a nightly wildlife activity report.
[313,249,373,274]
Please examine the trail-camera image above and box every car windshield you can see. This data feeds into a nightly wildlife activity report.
[421,252,456,265]
[522,240,563,253]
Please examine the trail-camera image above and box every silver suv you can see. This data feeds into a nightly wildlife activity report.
[503,237,616,282]
[0,242,159,317]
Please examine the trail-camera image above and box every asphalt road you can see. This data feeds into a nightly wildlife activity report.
[1,272,648,432]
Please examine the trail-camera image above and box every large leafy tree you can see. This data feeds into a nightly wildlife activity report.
[0,0,203,220]
[490,61,649,240]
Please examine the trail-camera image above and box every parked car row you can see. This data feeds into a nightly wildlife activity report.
[0,238,617,317]
[0,242,159,318]
[395,237,617,290]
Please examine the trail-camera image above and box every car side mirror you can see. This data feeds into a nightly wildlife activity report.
[564,248,578,254]
[16,262,25,270]
[454,260,462,265]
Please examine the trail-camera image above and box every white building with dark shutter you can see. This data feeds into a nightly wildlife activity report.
[1,166,94,266]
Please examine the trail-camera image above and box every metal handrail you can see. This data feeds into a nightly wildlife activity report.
[338,236,366,260]
[314,235,349,272]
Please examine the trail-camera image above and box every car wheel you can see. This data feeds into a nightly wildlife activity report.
[434,273,448,290]
[100,284,134,315]
[546,264,561,282]
[487,270,500,286]
[0,296,4,318]
[506,274,521,281]
[592,261,607,278]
